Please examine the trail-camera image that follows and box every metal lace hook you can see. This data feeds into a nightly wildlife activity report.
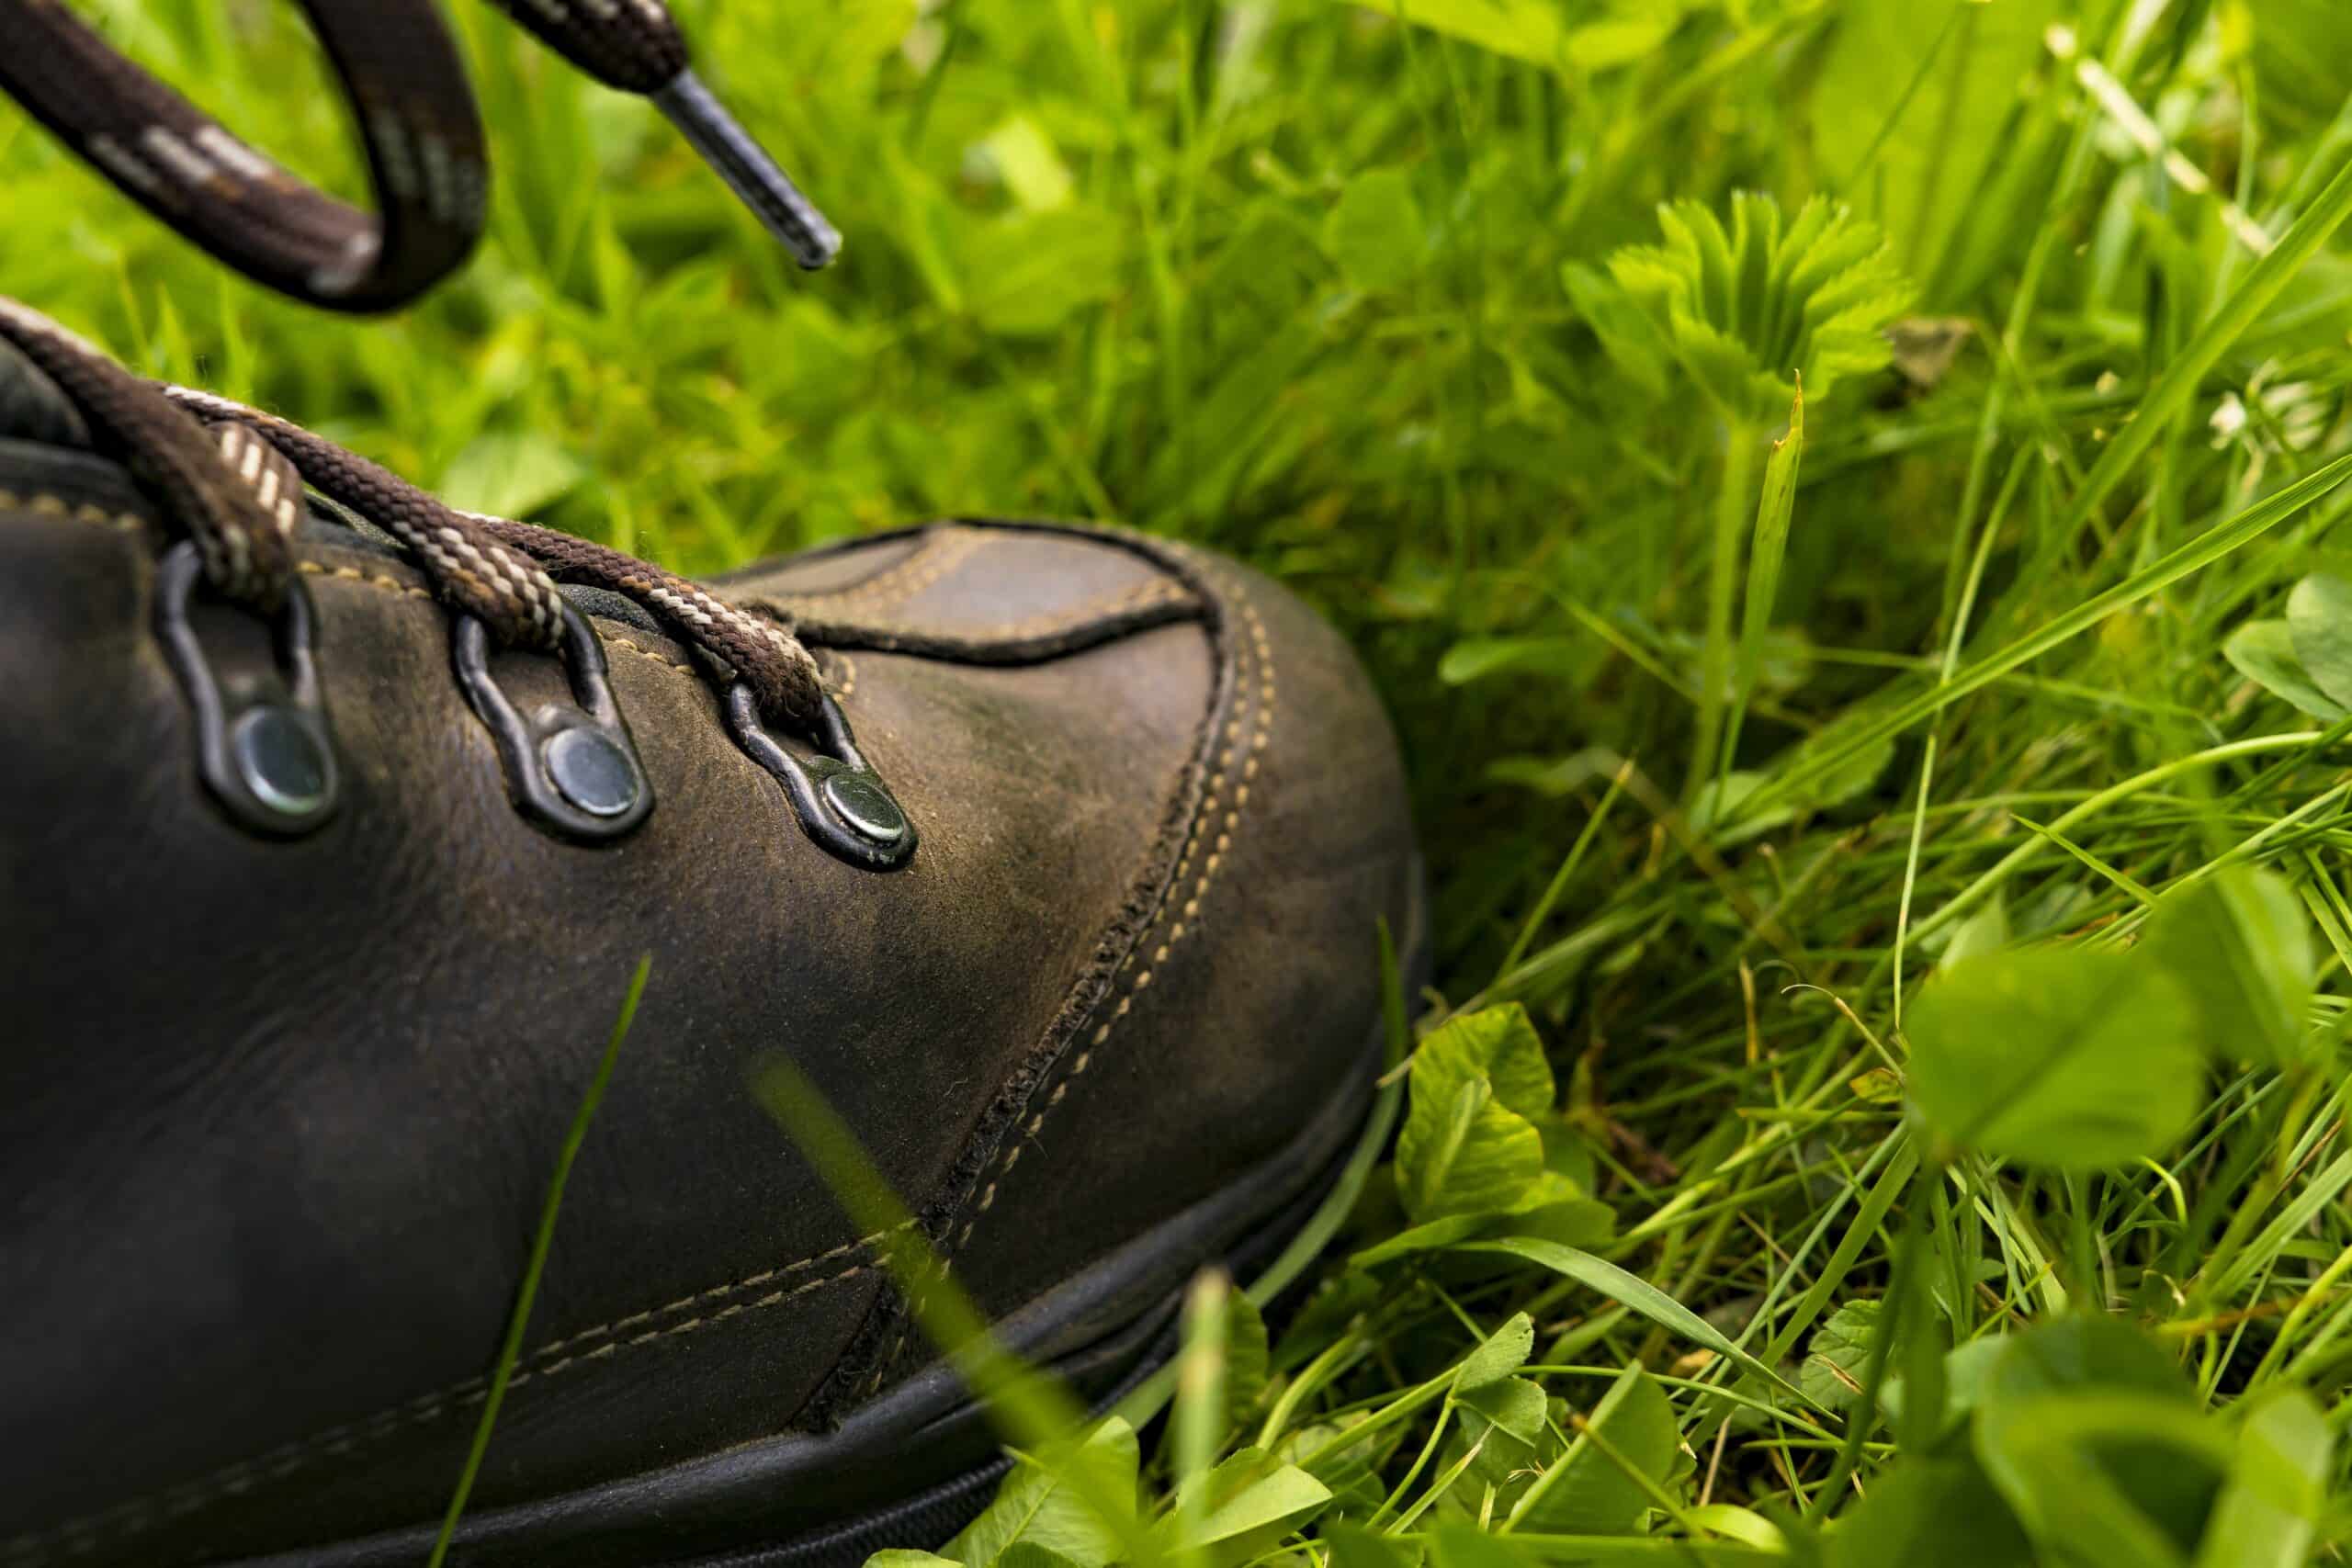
[452,599,654,842]
[724,682,915,870]
[153,540,341,837]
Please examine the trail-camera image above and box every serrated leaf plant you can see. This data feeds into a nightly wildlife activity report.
[1577,193,1914,800]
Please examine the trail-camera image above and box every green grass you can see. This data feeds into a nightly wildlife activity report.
[17,0,2352,1561]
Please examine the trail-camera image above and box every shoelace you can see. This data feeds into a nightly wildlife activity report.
[0,297,828,728]
[0,0,839,311]
[0,5,911,862]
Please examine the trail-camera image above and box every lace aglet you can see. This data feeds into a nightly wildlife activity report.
[652,69,841,271]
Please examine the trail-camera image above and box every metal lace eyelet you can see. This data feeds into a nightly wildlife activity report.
[452,600,653,842]
[725,682,916,871]
[153,540,340,837]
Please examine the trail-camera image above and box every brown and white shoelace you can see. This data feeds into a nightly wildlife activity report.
[0,0,839,310]
[0,0,850,725]
[0,296,831,728]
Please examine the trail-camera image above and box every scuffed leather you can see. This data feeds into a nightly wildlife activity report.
[0,446,1415,1565]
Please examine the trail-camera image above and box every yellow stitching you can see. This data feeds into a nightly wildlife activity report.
[970,580,1193,639]
[763,527,981,614]
[810,579,1196,646]
[3,1229,908,1565]
[872,575,1273,1396]
[295,560,433,602]
[604,634,697,677]
[1014,581,1272,1122]
[0,488,147,535]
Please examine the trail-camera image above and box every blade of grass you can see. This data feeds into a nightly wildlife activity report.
[426,953,651,1568]
[2041,148,2352,562]
[754,1057,1161,1568]
[1718,382,1805,795]
[1746,452,2352,818]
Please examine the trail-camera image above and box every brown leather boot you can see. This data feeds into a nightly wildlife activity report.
[0,306,1421,1567]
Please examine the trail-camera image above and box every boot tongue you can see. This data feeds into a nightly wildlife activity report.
[0,339,93,450]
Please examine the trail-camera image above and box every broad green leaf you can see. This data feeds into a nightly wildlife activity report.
[1690,771,1793,846]
[1396,1006,1559,1222]
[1800,1300,1882,1414]
[2289,572,2352,709]
[1514,1196,1617,1249]
[1344,0,1565,66]
[1766,718,1897,814]
[1939,895,2009,965]
[1425,1004,1556,1120]
[1564,261,1670,398]
[1458,1374,1550,1447]
[1456,1236,1815,1405]
[1515,1365,1679,1535]
[978,117,1075,213]
[2191,1390,2333,1568]
[1975,1390,2227,1567]
[944,1418,1138,1568]
[870,1553,963,1568]
[1397,1077,1544,1223]
[438,431,585,520]
[1157,1449,1331,1560]
[2222,619,2346,720]
[961,208,1125,336]
[1824,1456,2033,1568]
[1813,0,2060,291]
[1428,1525,1537,1568]
[2249,0,2352,133]
[1457,1311,1535,1391]
[1685,1505,1785,1551]
[1433,1528,1777,1567]
[1905,948,2205,1169]
[1540,1122,1599,1195]
[1883,1328,2007,1439]
[2139,869,2314,1067]
[1981,1315,2196,1407]
[1566,8,1683,71]
[993,1549,1081,1568]
[1325,169,1426,292]
[1326,1522,1423,1568]
[1973,1318,2222,1561]
[1937,1336,2009,1424]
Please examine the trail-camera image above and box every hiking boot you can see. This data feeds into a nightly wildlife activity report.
[0,309,1423,1568]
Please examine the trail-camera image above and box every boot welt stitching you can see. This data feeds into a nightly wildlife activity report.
[0,488,148,535]
[874,569,1277,1393]
[297,559,434,603]
[2,529,1200,1556]
[4,1224,914,1565]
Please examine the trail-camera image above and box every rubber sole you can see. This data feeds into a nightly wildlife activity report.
[243,910,1424,1568]
[673,1093,1371,1568]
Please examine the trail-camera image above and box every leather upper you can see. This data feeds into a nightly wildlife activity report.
[0,440,1416,1565]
